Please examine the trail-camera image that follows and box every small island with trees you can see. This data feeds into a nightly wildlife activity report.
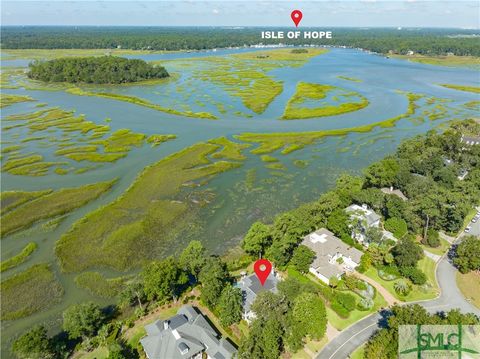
[27,56,169,84]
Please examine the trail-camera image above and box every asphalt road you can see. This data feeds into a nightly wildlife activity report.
[315,255,480,359]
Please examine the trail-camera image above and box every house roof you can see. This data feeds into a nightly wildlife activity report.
[140,305,236,359]
[345,204,381,227]
[237,271,279,314]
[301,228,363,276]
[380,188,408,201]
[461,135,480,145]
[302,228,363,268]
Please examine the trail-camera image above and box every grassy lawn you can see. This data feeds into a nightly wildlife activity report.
[456,271,480,309]
[125,304,180,347]
[364,259,439,302]
[350,344,365,359]
[420,237,450,256]
[326,288,387,331]
[291,336,328,359]
[75,346,109,359]
[287,267,387,331]
[391,54,480,68]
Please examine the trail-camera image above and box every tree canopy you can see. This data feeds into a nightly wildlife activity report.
[28,56,169,84]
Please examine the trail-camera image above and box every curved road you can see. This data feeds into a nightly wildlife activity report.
[316,253,480,359]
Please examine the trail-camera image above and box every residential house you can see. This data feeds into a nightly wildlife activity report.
[345,204,396,245]
[300,228,363,285]
[381,186,408,201]
[140,305,236,359]
[237,271,279,322]
[461,134,480,146]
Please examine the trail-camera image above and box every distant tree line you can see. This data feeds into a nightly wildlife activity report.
[27,56,169,84]
[3,27,480,56]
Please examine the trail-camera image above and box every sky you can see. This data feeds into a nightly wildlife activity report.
[1,1,479,28]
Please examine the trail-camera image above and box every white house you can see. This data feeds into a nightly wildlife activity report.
[300,228,363,285]
[345,204,381,244]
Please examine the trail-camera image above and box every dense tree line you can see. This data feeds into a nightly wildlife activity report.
[2,27,480,56]
[364,305,479,358]
[27,56,169,84]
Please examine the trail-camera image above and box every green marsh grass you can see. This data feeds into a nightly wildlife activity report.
[1,180,116,236]
[0,242,38,272]
[1,263,63,320]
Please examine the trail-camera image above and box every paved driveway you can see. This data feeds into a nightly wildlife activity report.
[315,254,480,359]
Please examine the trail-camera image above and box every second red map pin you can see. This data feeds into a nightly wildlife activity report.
[291,9,303,27]
[253,258,272,286]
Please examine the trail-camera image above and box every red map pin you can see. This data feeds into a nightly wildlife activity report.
[254,259,272,286]
[291,10,303,27]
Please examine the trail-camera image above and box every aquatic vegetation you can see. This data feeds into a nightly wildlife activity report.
[192,48,327,114]
[0,94,33,108]
[0,189,52,214]
[266,163,287,171]
[75,272,130,298]
[293,159,309,168]
[208,137,250,161]
[1,145,23,154]
[3,107,176,173]
[64,152,127,163]
[439,84,480,94]
[54,145,98,156]
[1,242,38,272]
[261,155,278,162]
[147,134,177,146]
[1,180,116,236]
[464,101,480,110]
[337,75,362,82]
[236,92,423,154]
[8,161,64,176]
[56,142,244,272]
[66,87,218,119]
[2,155,43,172]
[0,263,63,320]
[282,82,369,120]
[93,129,146,153]
[392,54,480,68]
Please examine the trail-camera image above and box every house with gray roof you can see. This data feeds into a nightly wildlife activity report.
[301,228,363,285]
[236,271,279,322]
[461,134,480,146]
[140,305,236,359]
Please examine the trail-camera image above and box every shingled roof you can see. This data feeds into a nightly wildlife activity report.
[140,305,236,359]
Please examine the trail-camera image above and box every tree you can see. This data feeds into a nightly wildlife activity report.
[242,222,272,257]
[421,229,440,248]
[198,257,229,308]
[118,279,146,310]
[292,293,327,340]
[217,284,243,327]
[365,226,384,245]
[63,302,104,340]
[251,291,288,323]
[364,157,400,187]
[394,279,410,296]
[238,317,283,359]
[12,326,54,359]
[357,253,372,273]
[326,209,351,243]
[384,217,408,239]
[454,236,480,273]
[392,239,424,268]
[179,240,206,278]
[399,266,427,285]
[142,257,187,302]
[290,245,315,273]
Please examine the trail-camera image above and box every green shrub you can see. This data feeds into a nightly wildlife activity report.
[331,302,349,318]
[399,266,427,285]
[422,229,440,248]
[334,292,356,311]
